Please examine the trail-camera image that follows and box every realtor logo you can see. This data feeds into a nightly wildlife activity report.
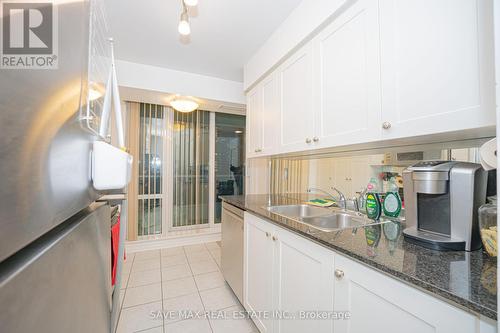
[1,0,58,69]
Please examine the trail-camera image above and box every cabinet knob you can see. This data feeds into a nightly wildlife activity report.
[265,232,270,237]
[382,122,392,130]
[334,269,344,279]
[313,137,319,142]
[272,235,278,241]
[305,138,312,144]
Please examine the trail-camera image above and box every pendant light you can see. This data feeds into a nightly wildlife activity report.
[178,11,190,35]
[178,0,198,36]
[170,98,199,113]
[184,0,198,6]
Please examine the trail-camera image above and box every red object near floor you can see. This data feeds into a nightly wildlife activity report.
[111,215,123,286]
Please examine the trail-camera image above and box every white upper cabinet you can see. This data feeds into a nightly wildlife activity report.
[261,73,281,154]
[279,41,315,152]
[314,0,382,147]
[245,0,495,157]
[246,87,263,158]
[246,73,281,158]
[378,0,495,139]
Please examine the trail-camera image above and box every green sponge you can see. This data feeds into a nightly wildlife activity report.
[305,198,336,207]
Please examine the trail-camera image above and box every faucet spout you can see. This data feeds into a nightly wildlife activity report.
[331,187,347,210]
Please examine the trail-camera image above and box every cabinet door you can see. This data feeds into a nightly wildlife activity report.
[349,156,371,197]
[244,213,275,333]
[334,254,477,333]
[261,73,281,154]
[379,0,495,139]
[279,41,315,152]
[333,158,352,197]
[274,228,335,333]
[314,0,382,148]
[246,87,263,157]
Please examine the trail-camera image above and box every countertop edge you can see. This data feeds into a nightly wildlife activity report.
[220,196,497,321]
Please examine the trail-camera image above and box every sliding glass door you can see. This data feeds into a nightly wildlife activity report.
[133,102,245,238]
[138,104,164,236]
[171,110,210,228]
[214,113,246,223]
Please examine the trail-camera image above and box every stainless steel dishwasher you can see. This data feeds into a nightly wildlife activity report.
[221,202,244,303]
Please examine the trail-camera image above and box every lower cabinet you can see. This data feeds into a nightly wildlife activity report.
[244,213,494,333]
[333,254,477,333]
[274,223,335,333]
[244,212,335,333]
[244,212,276,333]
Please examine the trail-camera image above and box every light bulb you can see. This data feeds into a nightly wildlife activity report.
[184,0,198,6]
[178,12,190,35]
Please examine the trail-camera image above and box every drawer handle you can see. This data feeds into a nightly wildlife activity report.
[313,137,319,142]
[272,235,278,241]
[334,269,344,279]
[265,232,270,237]
[305,138,312,144]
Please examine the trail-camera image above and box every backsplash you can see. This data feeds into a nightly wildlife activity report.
[268,146,483,198]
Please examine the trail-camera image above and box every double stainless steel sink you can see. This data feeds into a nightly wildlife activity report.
[265,204,379,232]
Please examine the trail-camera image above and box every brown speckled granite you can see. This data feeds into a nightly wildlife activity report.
[220,194,497,320]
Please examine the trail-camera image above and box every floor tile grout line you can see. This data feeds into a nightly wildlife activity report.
[162,249,206,330]
[120,244,222,332]
[204,242,222,269]
[183,243,215,333]
[127,278,163,290]
[132,324,163,333]
[121,298,164,311]
[115,252,136,333]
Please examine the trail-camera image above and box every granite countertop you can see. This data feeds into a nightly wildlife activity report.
[220,194,497,320]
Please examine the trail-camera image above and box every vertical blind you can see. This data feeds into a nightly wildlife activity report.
[172,110,210,227]
[270,159,304,195]
[138,103,164,236]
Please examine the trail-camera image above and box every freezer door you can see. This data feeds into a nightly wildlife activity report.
[0,202,111,333]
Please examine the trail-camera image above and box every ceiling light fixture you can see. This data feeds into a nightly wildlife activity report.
[183,0,198,7]
[170,98,199,113]
[178,11,190,36]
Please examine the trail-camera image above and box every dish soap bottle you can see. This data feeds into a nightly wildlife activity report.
[365,178,381,220]
[383,177,402,218]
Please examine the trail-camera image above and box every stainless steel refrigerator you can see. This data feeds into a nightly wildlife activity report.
[0,1,113,332]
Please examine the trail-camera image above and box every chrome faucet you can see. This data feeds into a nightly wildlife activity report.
[307,187,336,201]
[352,196,360,212]
[353,188,368,212]
[331,187,347,210]
[307,187,347,210]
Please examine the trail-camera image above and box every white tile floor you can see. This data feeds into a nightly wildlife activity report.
[116,242,258,333]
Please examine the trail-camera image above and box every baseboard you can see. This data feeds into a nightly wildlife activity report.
[125,230,221,253]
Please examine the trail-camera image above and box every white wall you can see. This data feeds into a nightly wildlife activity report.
[116,60,245,104]
[243,0,348,90]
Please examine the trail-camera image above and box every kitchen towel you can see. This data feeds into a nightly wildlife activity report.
[479,138,497,171]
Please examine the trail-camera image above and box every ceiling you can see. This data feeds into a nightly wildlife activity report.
[104,0,302,82]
